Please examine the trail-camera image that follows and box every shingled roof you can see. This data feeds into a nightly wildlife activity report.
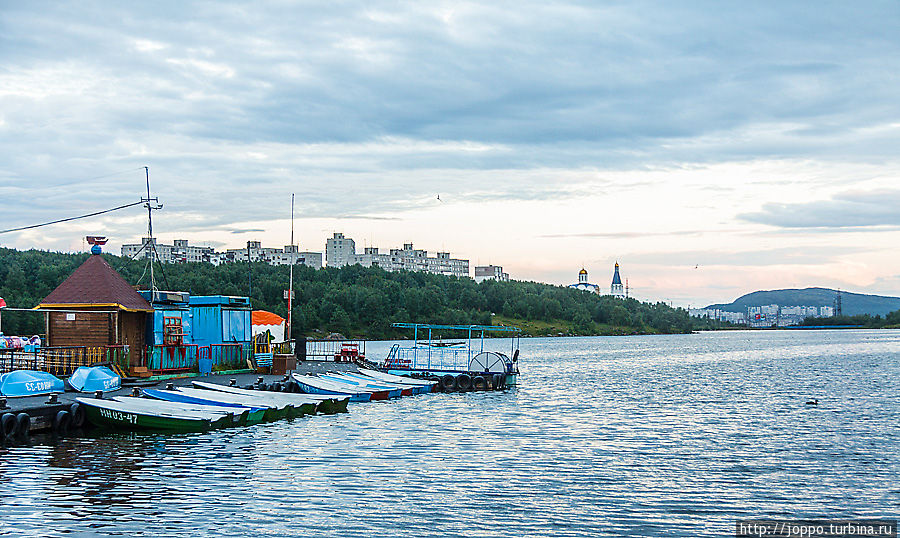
[38,253,152,312]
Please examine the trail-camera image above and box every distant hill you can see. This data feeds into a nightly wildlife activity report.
[705,287,900,317]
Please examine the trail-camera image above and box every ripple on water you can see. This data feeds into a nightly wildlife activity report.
[1,330,898,537]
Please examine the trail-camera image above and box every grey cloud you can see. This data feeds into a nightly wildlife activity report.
[624,246,870,268]
[1,1,900,245]
[740,189,900,228]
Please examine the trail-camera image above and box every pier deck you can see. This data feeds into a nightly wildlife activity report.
[0,361,359,435]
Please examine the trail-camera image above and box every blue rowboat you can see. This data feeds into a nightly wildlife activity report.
[143,388,270,422]
[339,371,431,395]
[321,373,403,399]
[290,374,374,402]
[0,370,65,397]
[68,365,121,393]
[357,368,438,393]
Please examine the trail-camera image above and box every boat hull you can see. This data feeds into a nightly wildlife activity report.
[291,375,372,402]
[80,400,219,432]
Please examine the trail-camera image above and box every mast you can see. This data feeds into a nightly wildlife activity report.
[287,193,294,342]
[142,166,162,292]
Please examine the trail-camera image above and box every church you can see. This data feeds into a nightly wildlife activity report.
[568,263,626,298]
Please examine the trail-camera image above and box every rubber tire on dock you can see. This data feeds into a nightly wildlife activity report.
[492,373,503,390]
[1,413,15,441]
[54,410,71,436]
[473,375,487,391]
[15,413,30,438]
[456,374,472,392]
[273,382,283,392]
[441,374,457,393]
[69,403,86,428]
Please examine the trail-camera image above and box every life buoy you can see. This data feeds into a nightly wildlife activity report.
[1,413,15,440]
[69,403,86,428]
[456,374,472,392]
[15,413,30,437]
[473,376,487,391]
[54,410,71,435]
[441,374,457,392]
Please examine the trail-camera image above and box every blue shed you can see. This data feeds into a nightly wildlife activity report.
[139,290,192,346]
[189,295,252,346]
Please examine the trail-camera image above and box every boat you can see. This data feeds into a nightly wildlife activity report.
[191,381,349,414]
[336,371,426,395]
[382,323,521,387]
[111,396,252,427]
[68,365,121,392]
[77,397,231,432]
[320,373,405,398]
[343,370,435,394]
[139,389,269,424]
[0,370,65,397]
[357,368,438,392]
[289,373,377,402]
[180,385,310,419]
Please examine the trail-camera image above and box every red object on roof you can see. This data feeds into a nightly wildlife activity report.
[85,236,108,245]
[252,310,285,326]
[39,253,152,312]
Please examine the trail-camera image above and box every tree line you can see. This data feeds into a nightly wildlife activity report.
[0,247,699,338]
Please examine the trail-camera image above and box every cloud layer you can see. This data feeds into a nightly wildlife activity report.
[1,1,899,305]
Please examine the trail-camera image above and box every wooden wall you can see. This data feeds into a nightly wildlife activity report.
[48,311,113,348]
[47,310,147,367]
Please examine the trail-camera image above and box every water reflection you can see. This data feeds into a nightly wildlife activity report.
[0,330,898,537]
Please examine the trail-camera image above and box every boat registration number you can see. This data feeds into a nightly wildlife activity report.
[24,381,54,392]
[103,378,119,389]
[99,408,138,424]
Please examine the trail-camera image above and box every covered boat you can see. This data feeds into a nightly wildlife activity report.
[77,397,232,431]
[191,381,348,414]
[68,365,121,392]
[0,370,65,397]
[290,373,380,401]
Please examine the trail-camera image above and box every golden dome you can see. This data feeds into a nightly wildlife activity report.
[579,268,587,275]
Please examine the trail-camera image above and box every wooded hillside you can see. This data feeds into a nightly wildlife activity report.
[0,247,698,338]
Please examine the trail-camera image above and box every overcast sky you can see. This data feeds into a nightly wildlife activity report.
[2,1,899,306]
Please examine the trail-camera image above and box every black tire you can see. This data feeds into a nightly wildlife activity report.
[1,413,15,440]
[69,403,86,428]
[456,374,472,392]
[441,374,457,392]
[273,382,283,392]
[473,375,487,391]
[15,413,30,437]
[492,373,503,390]
[54,410,71,435]
[497,374,506,389]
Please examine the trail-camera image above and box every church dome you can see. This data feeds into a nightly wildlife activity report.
[579,268,587,275]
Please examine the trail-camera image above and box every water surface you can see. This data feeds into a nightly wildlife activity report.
[2,330,898,536]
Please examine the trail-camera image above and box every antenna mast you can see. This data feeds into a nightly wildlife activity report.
[287,193,295,342]
[142,166,163,292]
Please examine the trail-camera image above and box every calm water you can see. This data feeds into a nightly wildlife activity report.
[2,330,899,537]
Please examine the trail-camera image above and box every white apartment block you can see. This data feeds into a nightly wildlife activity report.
[474,265,509,283]
[325,233,470,278]
[122,238,322,269]
[692,304,835,327]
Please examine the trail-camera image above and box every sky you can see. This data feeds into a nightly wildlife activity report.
[1,1,899,307]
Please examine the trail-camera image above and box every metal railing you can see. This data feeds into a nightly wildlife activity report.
[304,339,366,361]
[384,344,471,371]
[0,346,131,377]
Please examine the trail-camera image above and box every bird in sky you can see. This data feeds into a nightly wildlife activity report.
[436,194,443,202]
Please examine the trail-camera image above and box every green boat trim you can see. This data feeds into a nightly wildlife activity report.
[80,399,214,432]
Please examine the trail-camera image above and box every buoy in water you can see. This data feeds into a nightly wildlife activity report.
[806,399,818,405]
